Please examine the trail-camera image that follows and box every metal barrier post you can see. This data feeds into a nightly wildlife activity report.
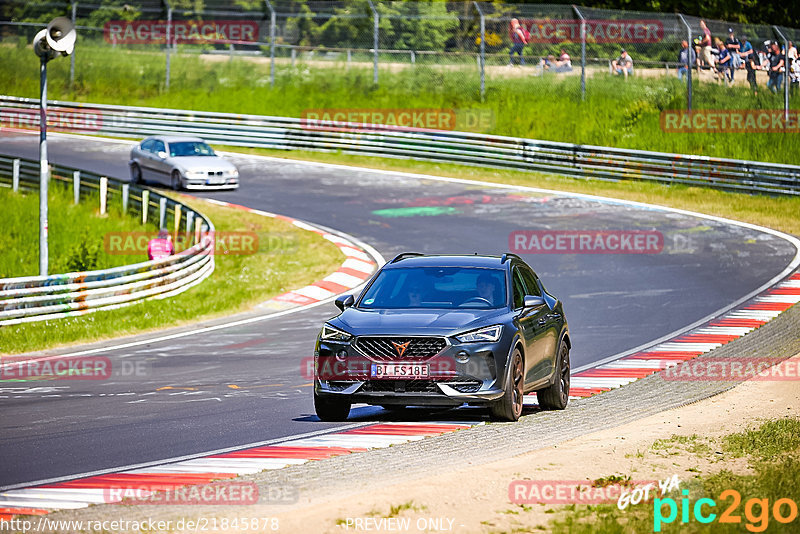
[142,189,150,224]
[265,0,276,87]
[368,0,379,84]
[12,159,19,192]
[678,14,693,111]
[773,26,790,123]
[39,57,49,276]
[573,6,586,101]
[173,203,182,235]
[194,217,202,245]
[186,211,195,242]
[159,197,167,228]
[473,1,485,101]
[165,3,172,90]
[69,1,77,87]
[122,183,129,213]
[73,170,80,203]
[99,176,108,214]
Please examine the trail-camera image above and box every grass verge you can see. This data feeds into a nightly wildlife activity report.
[0,183,152,277]
[1,44,798,164]
[546,417,800,533]
[0,192,344,355]
[220,146,800,237]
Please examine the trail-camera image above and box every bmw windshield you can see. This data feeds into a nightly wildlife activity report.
[358,267,507,309]
[169,141,216,157]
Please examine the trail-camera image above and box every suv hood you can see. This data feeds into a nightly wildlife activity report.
[331,307,507,337]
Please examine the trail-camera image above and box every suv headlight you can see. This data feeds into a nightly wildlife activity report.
[454,325,502,343]
[320,324,352,342]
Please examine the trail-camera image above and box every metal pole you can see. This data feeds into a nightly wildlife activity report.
[773,26,790,123]
[265,0,275,87]
[368,0,378,84]
[573,6,586,101]
[678,14,692,111]
[473,2,485,101]
[39,56,49,276]
[69,1,77,87]
[165,5,172,90]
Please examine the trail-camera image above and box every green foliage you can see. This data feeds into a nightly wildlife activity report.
[64,232,101,272]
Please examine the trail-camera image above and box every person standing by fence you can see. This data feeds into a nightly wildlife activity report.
[767,41,785,94]
[508,18,528,66]
[699,20,714,71]
[677,40,696,81]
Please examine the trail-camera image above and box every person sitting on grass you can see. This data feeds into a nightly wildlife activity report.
[552,48,572,73]
[612,49,633,78]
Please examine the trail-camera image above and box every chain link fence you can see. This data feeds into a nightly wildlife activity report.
[1,1,797,116]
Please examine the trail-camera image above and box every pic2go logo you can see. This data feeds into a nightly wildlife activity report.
[654,489,799,532]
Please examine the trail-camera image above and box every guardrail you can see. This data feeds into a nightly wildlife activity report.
[0,154,215,327]
[1,95,798,195]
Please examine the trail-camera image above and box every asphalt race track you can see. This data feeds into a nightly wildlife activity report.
[0,132,796,489]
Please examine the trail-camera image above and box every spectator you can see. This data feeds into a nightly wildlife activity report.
[725,28,742,77]
[789,41,798,95]
[767,41,785,94]
[677,40,696,81]
[612,49,633,78]
[553,48,573,73]
[716,38,732,85]
[147,228,174,261]
[742,36,760,95]
[509,18,528,66]
[699,20,714,69]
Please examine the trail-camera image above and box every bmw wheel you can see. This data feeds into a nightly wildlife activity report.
[130,163,142,185]
[489,347,524,422]
[171,170,183,190]
[537,340,570,410]
[314,391,351,422]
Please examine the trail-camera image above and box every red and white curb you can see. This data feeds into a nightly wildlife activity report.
[200,198,377,309]
[0,422,477,518]
[552,271,800,400]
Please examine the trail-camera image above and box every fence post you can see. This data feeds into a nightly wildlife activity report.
[264,0,276,87]
[72,170,80,203]
[186,211,195,242]
[368,0,379,84]
[678,14,692,111]
[291,47,296,66]
[99,176,108,215]
[12,159,19,192]
[121,183,129,213]
[773,26,790,124]
[165,3,172,90]
[142,189,150,224]
[69,1,77,87]
[173,203,182,236]
[159,197,167,228]
[194,217,202,245]
[573,5,586,101]
[473,1,485,102]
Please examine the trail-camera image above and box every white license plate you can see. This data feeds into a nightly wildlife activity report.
[371,363,429,379]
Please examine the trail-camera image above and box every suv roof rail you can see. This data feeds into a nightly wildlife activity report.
[501,252,522,264]
[389,252,426,264]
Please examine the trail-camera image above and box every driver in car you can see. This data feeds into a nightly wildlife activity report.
[476,273,498,306]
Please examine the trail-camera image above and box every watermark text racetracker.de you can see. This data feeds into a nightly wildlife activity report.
[0,356,149,380]
[301,108,495,133]
[662,357,800,381]
[0,517,279,532]
[104,20,259,44]
[509,230,663,254]
[104,231,296,256]
[661,109,800,133]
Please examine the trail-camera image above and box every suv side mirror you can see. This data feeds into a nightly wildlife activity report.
[335,294,354,311]
[523,295,546,308]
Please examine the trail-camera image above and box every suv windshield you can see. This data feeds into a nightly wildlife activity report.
[169,141,216,157]
[359,267,507,309]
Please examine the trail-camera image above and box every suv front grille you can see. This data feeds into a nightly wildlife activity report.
[354,336,447,362]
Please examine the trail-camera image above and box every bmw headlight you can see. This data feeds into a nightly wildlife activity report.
[455,325,502,343]
[225,169,239,177]
[185,170,205,178]
[320,324,352,342]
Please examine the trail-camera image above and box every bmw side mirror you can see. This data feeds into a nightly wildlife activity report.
[335,294,354,311]
[157,151,167,159]
[523,295,546,308]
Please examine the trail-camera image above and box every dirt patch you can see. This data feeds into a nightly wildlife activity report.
[266,353,800,533]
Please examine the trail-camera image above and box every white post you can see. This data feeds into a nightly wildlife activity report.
[194,217,202,245]
[73,170,80,203]
[99,176,108,214]
[159,197,167,228]
[173,203,182,235]
[12,159,19,192]
[122,183,129,213]
[142,189,150,224]
[186,211,195,242]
